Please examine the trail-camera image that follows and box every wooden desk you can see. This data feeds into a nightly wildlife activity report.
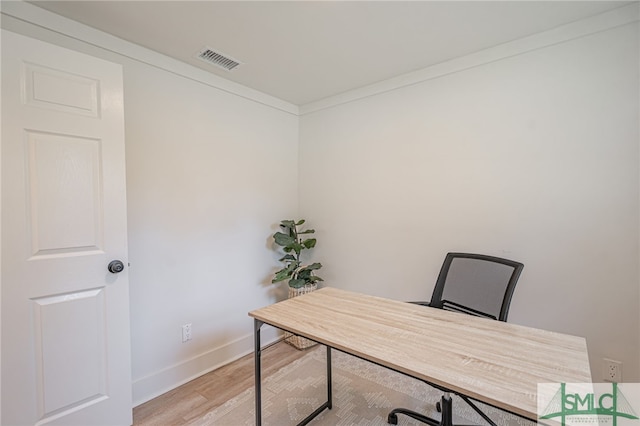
[249,287,591,425]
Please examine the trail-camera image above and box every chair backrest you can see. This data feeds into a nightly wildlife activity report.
[428,252,524,322]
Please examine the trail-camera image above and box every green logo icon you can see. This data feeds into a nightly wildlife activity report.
[540,383,639,426]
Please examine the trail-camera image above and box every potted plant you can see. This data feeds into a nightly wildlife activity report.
[272,219,323,349]
[272,219,323,292]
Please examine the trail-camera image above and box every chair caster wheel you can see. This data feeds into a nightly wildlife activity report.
[436,401,441,412]
[387,413,398,425]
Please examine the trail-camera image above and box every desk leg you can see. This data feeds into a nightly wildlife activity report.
[254,319,264,426]
[253,324,331,426]
[297,345,333,425]
[326,346,333,409]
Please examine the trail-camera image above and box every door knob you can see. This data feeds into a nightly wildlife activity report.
[108,260,125,274]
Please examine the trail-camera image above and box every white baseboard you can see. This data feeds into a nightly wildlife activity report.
[132,327,281,407]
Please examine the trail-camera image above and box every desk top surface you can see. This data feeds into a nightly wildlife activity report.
[249,287,591,420]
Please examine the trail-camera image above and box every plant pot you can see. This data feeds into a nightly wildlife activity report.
[283,283,318,350]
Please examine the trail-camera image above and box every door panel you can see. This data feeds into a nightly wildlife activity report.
[27,131,104,257]
[1,30,132,426]
[23,62,100,117]
[33,288,107,416]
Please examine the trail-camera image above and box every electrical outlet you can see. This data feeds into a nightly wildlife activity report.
[182,323,192,343]
[602,358,622,382]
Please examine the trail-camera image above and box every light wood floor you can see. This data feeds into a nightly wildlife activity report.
[132,341,309,425]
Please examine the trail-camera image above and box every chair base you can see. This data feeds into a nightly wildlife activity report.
[387,409,441,426]
[388,394,453,426]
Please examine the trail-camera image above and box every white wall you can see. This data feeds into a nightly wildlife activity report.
[124,59,298,403]
[299,23,640,381]
[1,4,299,406]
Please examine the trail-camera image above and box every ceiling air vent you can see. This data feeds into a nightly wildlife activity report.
[196,47,241,71]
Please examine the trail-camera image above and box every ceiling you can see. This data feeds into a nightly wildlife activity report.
[30,1,630,106]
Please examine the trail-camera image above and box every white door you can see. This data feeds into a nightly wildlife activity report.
[1,30,132,425]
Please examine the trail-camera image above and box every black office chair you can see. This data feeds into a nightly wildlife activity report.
[388,252,524,426]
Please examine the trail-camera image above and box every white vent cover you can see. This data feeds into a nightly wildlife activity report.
[196,47,241,71]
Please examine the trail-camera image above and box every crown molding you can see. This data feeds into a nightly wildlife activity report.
[300,2,640,116]
[0,0,299,116]
[2,1,637,117]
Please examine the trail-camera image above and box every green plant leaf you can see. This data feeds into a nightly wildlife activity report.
[306,262,322,270]
[273,261,299,282]
[288,278,306,289]
[285,261,299,273]
[298,229,315,234]
[280,220,295,228]
[278,254,296,262]
[274,232,294,246]
[272,270,291,282]
[295,219,305,226]
[302,238,317,249]
[290,242,304,255]
[297,268,311,279]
